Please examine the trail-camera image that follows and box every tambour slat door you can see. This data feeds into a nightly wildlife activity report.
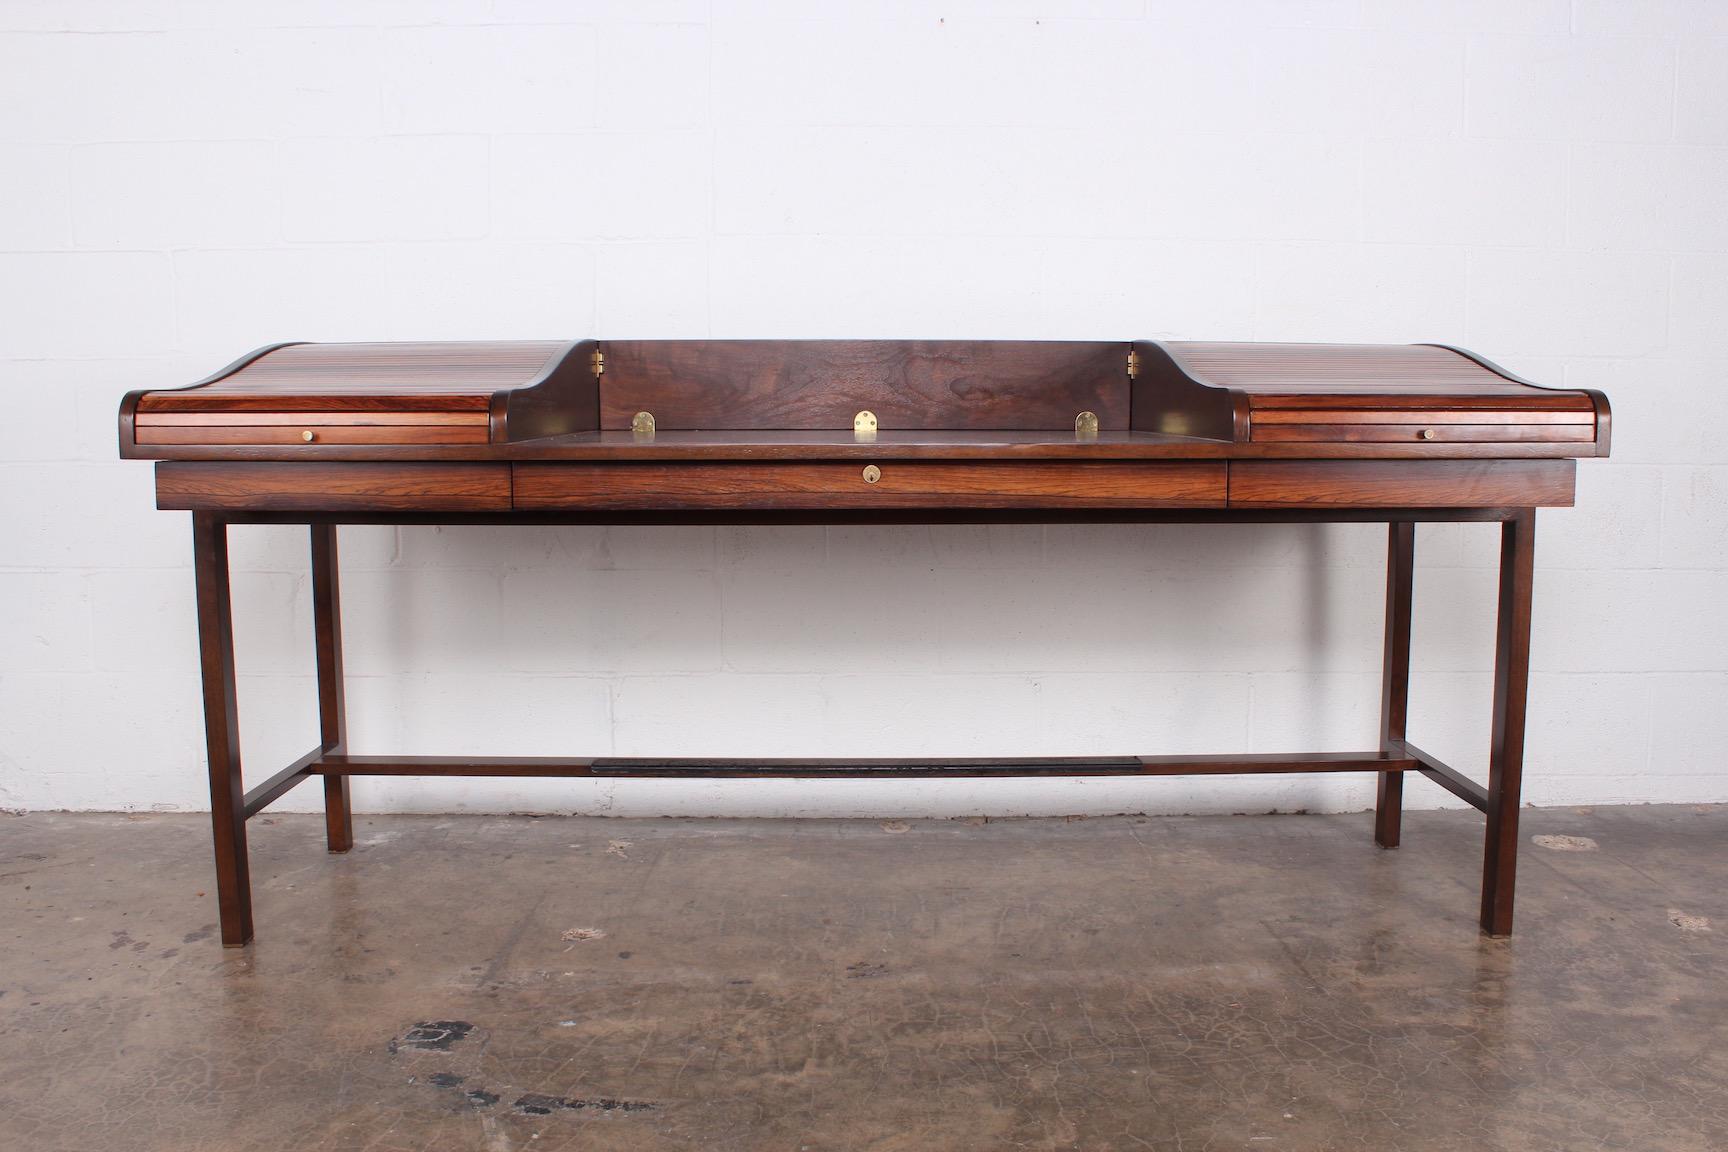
[128,340,581,450]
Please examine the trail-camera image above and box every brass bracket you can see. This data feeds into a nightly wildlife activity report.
[853,410,878,441]
[1075,411,1099,440]
[592,348,605,377]
[631,410,655,438]
[1126,349,1139,379]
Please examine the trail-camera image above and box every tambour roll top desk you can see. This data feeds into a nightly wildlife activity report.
[118,339,1610,947]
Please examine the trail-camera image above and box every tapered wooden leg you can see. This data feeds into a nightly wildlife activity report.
[1376,521,1414,848]
[311,523,352,853]
[1481,510,1536,937]
[193,513,253,948]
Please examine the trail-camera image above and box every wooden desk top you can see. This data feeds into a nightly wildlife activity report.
[121,339,1609,514]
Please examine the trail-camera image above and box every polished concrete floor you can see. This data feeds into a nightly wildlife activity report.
[0,805,1724,1151]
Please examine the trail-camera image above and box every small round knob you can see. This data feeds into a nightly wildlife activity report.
[302,430,316,442]
[1419,428,1436,440]
[861,464,881,484]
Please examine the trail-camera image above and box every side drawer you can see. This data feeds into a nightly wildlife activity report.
[1249,405,1596,446]
[1251,423,1593,444]
[515,461,1227,510]
[135,411,488,446]
[155,462,511,511]
[1229,460,1576,508]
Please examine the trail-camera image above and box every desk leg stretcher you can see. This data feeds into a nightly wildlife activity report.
[191,512,1537,948]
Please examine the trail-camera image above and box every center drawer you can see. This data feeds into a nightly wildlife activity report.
[513,461,1227,510]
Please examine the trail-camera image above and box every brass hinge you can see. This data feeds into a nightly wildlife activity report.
[1126,349,1139,379]
[592,348,605,377]
[853,409,878,441]
[631,410,655,437]
[1075,411,1099,439]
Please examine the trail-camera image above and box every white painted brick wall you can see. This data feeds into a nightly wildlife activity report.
[1,0,1723,817]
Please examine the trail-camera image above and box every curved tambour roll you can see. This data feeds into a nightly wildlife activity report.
[120,340,598,458]
[1131,341,1609,458]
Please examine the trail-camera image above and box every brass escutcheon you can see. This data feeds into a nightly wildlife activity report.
[862,464,881,484]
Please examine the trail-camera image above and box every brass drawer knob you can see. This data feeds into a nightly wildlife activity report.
[302,430,316,442]
[1419,428,1436,440]
[862,464,881,484]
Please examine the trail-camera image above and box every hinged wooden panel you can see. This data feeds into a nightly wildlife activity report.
[597,341,1131,431]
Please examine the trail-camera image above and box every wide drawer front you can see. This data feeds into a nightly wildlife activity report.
[1229,460,1576,507]
[155,463,511,511]
[1252,422,1593,444]
[515,461,1227,510]
[135,411,489,446]
[1249,405,1595,445]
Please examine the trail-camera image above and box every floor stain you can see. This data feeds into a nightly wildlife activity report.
[513,1093,656,1115]
[389,1021,475,1053]
[1533,834,1599,851]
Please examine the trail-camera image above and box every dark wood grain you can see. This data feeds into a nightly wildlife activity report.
[138,341,566,409]
[1251,423,1591,444]
[136,411,491,426]
[155,462,511,511]
[1482,510,1535,937]
[515,461,1228,510]
[124,339,1609,463]
[1249,393,1595,409]
[192,513,252,948]
[1376,522,1414,849]
[216,507,1531,528]
[311,524,351,853]
[1251,407,1593,424]
[137,424,490,445]
[302,751,1414,778]
[1130,340,1245,441]
[1400,740,1489,813]
[599,340,1130,431]
[240,746,320,820]
[119,428,1609,464]
[1167,341,1559,395]
[1422,342,1614,456]
[138,393,497,413]
[492,338,600,442]
[1227,460,1576,508]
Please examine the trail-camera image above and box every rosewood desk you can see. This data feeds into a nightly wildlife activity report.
[118,339,1611,948]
